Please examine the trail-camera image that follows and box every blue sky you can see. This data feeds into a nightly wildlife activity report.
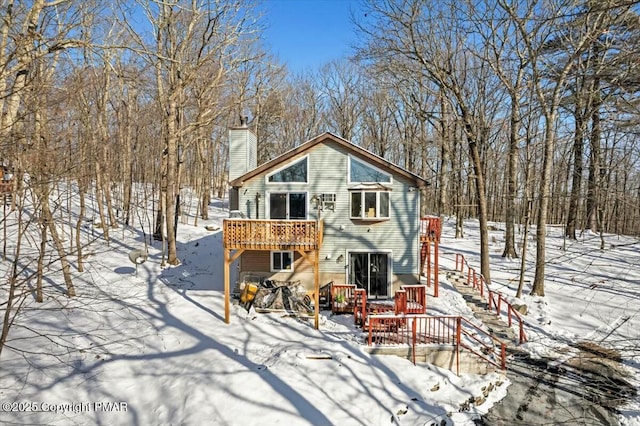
[259,0,361,73]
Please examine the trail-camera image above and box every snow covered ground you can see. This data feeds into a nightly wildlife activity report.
[1,194,638,425]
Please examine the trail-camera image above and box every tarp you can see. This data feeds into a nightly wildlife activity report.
[252,280,312,314]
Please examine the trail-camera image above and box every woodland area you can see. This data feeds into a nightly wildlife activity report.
[1,0,640,328]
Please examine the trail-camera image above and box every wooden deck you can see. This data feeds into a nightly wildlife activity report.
[223,219,323,250]
[222,219,324,328]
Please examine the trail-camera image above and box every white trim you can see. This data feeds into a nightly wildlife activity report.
[344,250,393,299]
[349,190,391,220]
[265,154,309,185]
[348,154,393,184]
[270,250,294,272]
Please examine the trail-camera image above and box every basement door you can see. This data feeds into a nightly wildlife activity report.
[348,252,390,299]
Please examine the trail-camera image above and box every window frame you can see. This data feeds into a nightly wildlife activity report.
[266,155,309,184]
[348,155,392,184]
[267,191,308,220]
[350,190,391,220]
[271,251,294,272]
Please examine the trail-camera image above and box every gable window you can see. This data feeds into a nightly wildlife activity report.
[269,192,307,220]
[350,191,390,219]
[349,156,391,184]
[267,156,308,183]
[271,251,293,271]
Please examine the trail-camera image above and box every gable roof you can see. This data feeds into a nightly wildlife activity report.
[229,132,429,188]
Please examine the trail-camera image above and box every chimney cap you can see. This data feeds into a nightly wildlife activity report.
[239,115,248,127]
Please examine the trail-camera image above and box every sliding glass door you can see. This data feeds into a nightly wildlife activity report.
[348,252,389,298]
[269,192,307,220]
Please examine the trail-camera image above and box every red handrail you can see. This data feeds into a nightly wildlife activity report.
[454,253,528,344]
[331,284,356,314]
[420,216,442,241]
[366,314,507,372]
[401,285,427,314]
[353,288,367,326]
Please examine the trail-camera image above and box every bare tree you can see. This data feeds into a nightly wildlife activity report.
[501,0,616,296]
[471,0,530,259]
[318,59,363,141]
[120,0,261,265]
[356,0,500,282]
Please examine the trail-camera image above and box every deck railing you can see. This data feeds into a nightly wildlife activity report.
[331,284,356,314]
[366,314,507,372]
[401,285,427,314]
[420,216,442,242]
[349,285,428,326]
[223,219,322,250]
[354,288,367,325]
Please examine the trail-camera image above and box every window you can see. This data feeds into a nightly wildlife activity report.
[349,156,391,183]
[271,251,293,271]
[269,192,307,220]
[350,191,390,219]
[267,157,308,183]
[319,193,336,211]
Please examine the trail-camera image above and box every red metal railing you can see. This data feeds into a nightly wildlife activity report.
[366,314,507,373]
[455,253,528,345]
[354,288,367,325]
[420,216,442,242]
[352,286,424,326]
[420,216,441,297]
[367,314,411,346]
[331,284,356,314]
[401,285,427,314]
[394,290,407,314]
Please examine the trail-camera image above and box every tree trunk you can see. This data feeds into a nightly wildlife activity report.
[586,90,601,234]
[502,94,519,258]
[454,129,464,239]
[41,193,76,297]
[566,112,584,239]
[469,137,491,284]
[164,98,179,265]
[438,92,451,216]
[36,218,46,303]
[94,161,110,243]
[0,202,25,357]
[531,115,557,297]
[102,160,118,229]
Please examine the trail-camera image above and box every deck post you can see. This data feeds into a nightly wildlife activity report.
[223,247,244,324]
[314,248,320,329]
[224,248,230,324]
[456,317,461,376]
[426,240,431,287]
[434,238,439,297]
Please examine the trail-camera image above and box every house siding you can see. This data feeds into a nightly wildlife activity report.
[235,140,421,292]
[228,127,257,183]
[240,251,312,275]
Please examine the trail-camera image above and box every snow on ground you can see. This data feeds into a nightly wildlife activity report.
[437,218,640,425]
[1,194,639,425]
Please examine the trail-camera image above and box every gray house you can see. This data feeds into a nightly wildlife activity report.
[222,122,434,311]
